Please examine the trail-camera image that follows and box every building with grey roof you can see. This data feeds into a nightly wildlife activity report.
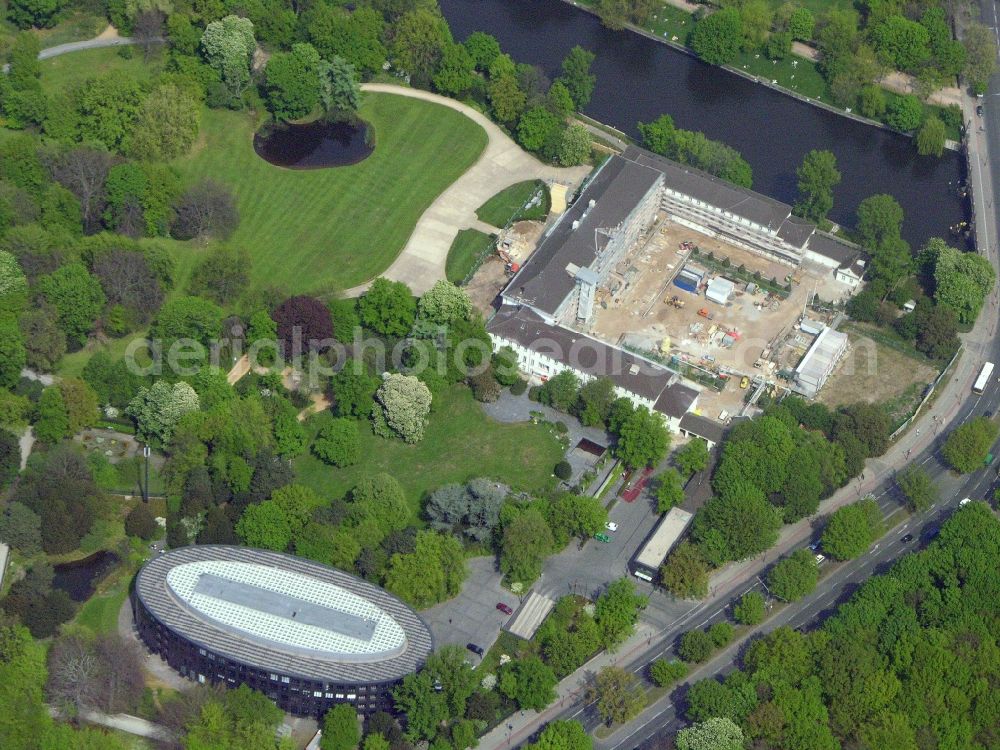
[486,304,699,429]
[133,545,433,717]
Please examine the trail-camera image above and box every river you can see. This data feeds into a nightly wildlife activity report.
[439,0,969,249]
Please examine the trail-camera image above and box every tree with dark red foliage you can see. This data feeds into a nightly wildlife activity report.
[272,295,333,358]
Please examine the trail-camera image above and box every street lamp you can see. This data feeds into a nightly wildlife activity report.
[143,444,150,504]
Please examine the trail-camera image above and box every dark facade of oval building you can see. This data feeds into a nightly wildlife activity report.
[132,546,434,717]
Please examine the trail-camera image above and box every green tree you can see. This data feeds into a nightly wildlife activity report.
[575,376,615,427]
[941,416,999,473]
[384,530,466,608]
[236,499,293,550]
[858,85,887,119]
[320,704,359,750]
[821,498,883,560]
[963,23,998,94]
[312,418,361,466]
[679,629,714,662]
[546,493,607,545]
[6,0,63,29]
[390,7,452,84]
[0,502,41,554]
[691,8,744,66]
[517,106,563,153]
[649,659,688,687]
[37,263,106,345]
[767,548,818,601]
[77,71,146,152]
[676,717,744,750]
[660,541,709,599]
[693,487,782,564]
[306,5,386,76]
[916,115,946,157]
[151,295,223,348]
[540,370,580,412]
[319,57,363,115]
[591,666,646,725]
[527,720,592,750]
[885,94,923,132]
[200,15,257,102]
[788,7,815,40]
[125,503,158,540]
[489,74,527,124]
[34,387,69,444]
[0,320,27,389]
[358,277,415,336]
[126,381,201,444]
[794,149,841,224]
[373,373,432,443]
[352,473,410,534]
[57,378,99,434]
[675,438,710,478]
[264,43,322,121]
[500,508,554,583]
[433,42,476,96]
[417,280,472,326]
[933,241,996,324]
[871,16,930,72]
[895,465,936,512]
[557,46,597,109]
[331,367,379,418]
[491,346,520,387]
[594,578,647,648]
[731,592,765,627]
[464,31,501,71]
[500,656,557,711]
[127,83,201,161]
[617,406,670,469]
[557,124,591,166]
[655,468,685,512]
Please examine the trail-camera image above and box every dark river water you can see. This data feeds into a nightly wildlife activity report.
[439,0,969,248]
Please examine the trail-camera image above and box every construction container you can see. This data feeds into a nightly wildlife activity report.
[673,274,698,294]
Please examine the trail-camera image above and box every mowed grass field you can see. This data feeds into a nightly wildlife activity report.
[174,94,488,293]
[40,49,489,294]
[294,386,564,515]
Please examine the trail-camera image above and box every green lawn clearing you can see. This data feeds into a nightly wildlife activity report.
[174,93,487,293]
[39,44,157,92]
[294,386,564,514]
[446,228,494,284]
[475,180,550,227]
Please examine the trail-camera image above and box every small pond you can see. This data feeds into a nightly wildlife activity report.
[53,550,121,602]
[253,118,374,168]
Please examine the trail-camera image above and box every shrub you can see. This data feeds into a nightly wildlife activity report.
[554,460,572,481]
[312,418,361,467]
[510,378,528,395]
[555,421,569,433]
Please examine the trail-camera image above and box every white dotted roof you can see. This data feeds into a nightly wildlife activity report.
[166,561,406,658]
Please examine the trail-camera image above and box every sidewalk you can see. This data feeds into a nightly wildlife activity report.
[476,621,661,750]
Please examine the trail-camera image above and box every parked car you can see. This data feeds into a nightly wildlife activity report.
[466,643,484,657]
[496,602,513,615]
[739,376,750,389]
[900,533,914,543]
[594,533,612,543]
[977,104,984,116]
[959,497,972,506]
[606,522,619,532]
[808,543,825,564]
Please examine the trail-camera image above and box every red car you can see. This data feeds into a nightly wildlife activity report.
[496,602,514,615]
[621,466,654,502]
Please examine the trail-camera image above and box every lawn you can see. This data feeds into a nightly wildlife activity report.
[294,386,564,514]
[39,49,489,294]
[475,180,550,227]
[174,94,488,293]
[446,228,494,284]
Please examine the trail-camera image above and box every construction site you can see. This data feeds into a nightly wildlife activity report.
[580,217,853,417]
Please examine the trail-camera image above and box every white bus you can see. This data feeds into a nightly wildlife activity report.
[973,362,994,394]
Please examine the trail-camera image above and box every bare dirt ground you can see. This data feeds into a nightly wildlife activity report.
[819,331,937,413]
[591,218,841,371]
[468,220,545,316]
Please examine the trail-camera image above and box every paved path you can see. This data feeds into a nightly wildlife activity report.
[18,427,33,471]
[1,27,145,73]
[343,84,591,297]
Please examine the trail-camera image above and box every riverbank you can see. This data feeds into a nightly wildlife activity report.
[562,0,962,150]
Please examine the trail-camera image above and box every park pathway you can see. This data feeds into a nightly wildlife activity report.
[343,84,592,297]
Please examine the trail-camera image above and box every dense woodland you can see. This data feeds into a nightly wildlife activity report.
[678,503,1000,750]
